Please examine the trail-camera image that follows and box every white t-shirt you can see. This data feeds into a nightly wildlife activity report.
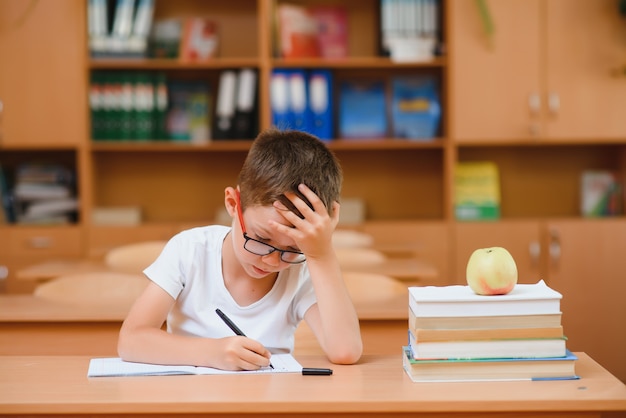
[143,225,317,352]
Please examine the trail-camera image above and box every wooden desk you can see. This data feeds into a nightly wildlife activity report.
[16,259,108,282]
[0,295,130,356]
[344,258,439,284]
[17,257,439,284]
[0,353,625,417]
[0,293,408,356]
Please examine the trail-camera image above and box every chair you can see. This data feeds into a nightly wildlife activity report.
[343,271,406,303]
[33,271,148,308]
[335,247,387,267]
[104,240,166,274]
[332,229,374,248]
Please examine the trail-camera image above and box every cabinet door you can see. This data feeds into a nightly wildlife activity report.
[450,0,543,140]
[544,0,626,139]
[546,219,626,383]
[454,221,544,286]
[0,0,86,146]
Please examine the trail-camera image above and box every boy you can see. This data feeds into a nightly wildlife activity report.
[118,129,363,370]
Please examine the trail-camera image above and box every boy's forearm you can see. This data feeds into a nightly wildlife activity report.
[306,254,363,363]
[118,327,215,367]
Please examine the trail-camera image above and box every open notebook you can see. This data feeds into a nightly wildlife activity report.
[88,354,303,377]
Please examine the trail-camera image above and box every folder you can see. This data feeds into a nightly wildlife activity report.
[233,68,258,139]
[270,69,292,130]
[307,69,333,140]
[288,69,309,132]
[213,70,237,139]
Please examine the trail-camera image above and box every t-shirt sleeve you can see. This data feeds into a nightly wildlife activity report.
[291,266,317,323]
[143,232,188,299]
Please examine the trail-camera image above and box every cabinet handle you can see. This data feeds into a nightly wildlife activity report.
[548,92,560,115]
[529,122,540,137]
[528,93,541,114]
[529,241,541,268]
[0,265,7,280]
[549,229,561,270]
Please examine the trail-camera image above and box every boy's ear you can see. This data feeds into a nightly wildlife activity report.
[224,187,238,218]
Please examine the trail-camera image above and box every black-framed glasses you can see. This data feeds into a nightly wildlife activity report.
[235,191,306,264]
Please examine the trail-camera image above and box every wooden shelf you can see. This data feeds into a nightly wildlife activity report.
[89,58,262,70]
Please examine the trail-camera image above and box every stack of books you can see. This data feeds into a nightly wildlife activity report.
[402,280,579,382]
[11,163,78,225]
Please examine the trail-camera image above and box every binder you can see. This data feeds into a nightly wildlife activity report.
[213,70,237,139]
[287,69,309,132]
[232,69,258,139]
[270,69,292,130]
[307,69,333,140]
[111,0,136,39]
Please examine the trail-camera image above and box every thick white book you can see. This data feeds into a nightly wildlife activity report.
[408,330,568,360]
[88,354,303,377]
[408,280,562,318]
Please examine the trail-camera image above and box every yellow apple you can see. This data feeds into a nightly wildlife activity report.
[466,247,518,295]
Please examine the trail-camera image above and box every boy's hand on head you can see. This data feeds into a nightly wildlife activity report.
[213,336,272,371]
[271,184,340,260]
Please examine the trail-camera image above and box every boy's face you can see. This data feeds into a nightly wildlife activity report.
[233,203,303,279]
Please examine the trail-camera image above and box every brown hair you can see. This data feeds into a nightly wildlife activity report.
[237,129,342,217]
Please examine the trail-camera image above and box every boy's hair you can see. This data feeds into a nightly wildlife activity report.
[237,129,342,217]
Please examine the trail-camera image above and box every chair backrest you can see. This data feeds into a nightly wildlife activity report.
[335,247,387,267]
[343,271,406,303]
[104,240,166,274]
[332,229,374,248]
[33,272,148,308]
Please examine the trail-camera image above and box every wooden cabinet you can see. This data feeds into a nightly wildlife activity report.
[454,219,626,382]
[84,0,449,234]
[545,219,626,383]
[0,0,87,147]
[0,226,83,293]
[450,0,626,142]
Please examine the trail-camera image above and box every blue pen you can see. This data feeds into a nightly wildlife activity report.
[216,308,274,369]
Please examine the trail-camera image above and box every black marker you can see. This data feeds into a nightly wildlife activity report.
[302,367,333,376]
[216,308,273,369]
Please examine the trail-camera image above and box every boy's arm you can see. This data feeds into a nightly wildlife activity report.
[303,253,363,364]
[117,282,272,370]
[270,184,363,364]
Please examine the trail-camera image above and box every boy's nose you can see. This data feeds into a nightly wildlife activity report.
[262,251,282,266]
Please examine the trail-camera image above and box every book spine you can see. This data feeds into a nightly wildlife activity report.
[411,326,564,342]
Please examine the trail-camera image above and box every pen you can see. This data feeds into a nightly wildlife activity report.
[216,308,246,336]
[302,367,333,376]
[215,308,273,369]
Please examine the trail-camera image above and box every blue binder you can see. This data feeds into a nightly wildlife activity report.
[270,69,292,130]
[307,69,333,140]
[287,69,309,132]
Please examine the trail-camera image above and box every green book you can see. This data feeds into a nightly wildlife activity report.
[454,161,500,220]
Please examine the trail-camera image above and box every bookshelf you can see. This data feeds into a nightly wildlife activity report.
[1,0,626,382]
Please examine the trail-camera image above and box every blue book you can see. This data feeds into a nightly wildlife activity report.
[307,69,333,140]
[338,80,387,139]
[391,76,441,140]
[403,346,579,382]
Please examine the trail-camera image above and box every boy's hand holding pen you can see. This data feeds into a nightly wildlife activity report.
[216,308,274,369]
[216,309,333,376]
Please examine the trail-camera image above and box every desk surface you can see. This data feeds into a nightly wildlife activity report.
[17,258,439,283]
[0,353,625,417]
[0,292,408,322]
